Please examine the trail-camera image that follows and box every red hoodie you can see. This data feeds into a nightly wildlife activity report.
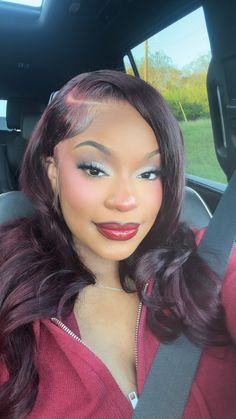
[26,246,236,419]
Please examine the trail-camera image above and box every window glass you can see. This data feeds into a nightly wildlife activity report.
[0,100,8,130]
[0,0,43,7]
[123,55,135,76]
[126,7,227,184]
[0,100,7,117]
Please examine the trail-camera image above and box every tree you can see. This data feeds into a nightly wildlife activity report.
[182,52,211,75]
[129,49,211,120]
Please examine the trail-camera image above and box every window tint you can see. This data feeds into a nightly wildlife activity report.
[123,55,135,76]
[125,7,227,184]
[0,0,43,7]
[0,100,7,117]
[0,99,8,130]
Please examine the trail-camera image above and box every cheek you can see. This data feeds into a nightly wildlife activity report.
[143,181,163,219]
[60,171,100,214]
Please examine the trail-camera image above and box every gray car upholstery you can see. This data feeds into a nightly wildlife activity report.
[0,186,212,229]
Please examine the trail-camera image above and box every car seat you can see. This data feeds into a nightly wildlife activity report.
[0,104,44,193]
[0,186,212,228]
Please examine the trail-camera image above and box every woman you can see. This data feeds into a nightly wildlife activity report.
[0,70,235,418]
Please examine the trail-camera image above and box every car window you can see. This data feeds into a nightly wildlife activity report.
[124,7,227,184]
[0,0,43,7]
[0,99,7,130]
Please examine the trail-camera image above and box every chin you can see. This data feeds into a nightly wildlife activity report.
[98,246,138,261]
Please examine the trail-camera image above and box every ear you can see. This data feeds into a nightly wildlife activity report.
[45,156,59,194]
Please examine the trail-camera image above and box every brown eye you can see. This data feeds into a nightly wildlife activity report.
[137,168,163,180]
[77,162,109,177]
[87,167,104,177]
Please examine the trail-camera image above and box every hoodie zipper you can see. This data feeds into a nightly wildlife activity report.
[51,317,91,348]
[51,287,148,410]
[134,300,142,373]
[51,316,139,409]
[134,283,148,394]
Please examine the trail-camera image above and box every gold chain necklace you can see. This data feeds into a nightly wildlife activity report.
[94,284,125,292]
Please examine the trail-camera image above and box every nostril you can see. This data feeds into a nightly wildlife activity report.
[105,194,137,211]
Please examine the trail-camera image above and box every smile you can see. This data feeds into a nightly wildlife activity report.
[94,222,140,241]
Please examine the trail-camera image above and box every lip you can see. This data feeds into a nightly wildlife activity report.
[94,222,140,241]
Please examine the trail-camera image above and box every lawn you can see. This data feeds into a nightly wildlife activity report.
[179,119,227,184]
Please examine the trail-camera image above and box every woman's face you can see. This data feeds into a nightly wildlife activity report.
[47,100,163,264]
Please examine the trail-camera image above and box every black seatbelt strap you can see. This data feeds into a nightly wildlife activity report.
[132,170,236,419]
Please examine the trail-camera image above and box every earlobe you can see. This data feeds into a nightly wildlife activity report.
[45,157,58,193]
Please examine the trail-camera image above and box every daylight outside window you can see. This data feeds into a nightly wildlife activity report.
[0,0,43,7]
[0,100,7,131]
[0,100,7,117]
[125,7,227,184]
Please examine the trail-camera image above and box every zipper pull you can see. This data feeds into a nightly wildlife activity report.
[128,391,139,409]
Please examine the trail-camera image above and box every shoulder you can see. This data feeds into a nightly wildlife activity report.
[192,226,206,246]
[221,244,236,342]
[194,227,236,343]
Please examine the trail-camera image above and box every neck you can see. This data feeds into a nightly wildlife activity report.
[78,249,121,287]
[94,276,136,292]
[94,284,124,291]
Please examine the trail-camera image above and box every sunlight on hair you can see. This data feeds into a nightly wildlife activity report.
[65,91,103,107]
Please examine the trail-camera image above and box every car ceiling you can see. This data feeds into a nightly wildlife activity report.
[0,0,201,101]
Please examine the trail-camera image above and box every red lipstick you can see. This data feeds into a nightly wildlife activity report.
[94,222,140,241]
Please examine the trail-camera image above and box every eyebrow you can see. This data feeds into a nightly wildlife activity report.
[74,140,111,155]
[73,140,160,160]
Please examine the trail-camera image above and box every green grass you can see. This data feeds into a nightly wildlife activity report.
[179,119,227,184]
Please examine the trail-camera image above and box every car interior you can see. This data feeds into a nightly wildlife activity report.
[0,0,235,230]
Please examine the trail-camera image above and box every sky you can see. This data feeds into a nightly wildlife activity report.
[131,7,211,69]
[0,6,211,117]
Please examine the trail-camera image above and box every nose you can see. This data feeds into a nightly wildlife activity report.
[104,179,138,212]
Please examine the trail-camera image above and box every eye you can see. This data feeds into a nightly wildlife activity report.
[77,161,109,177]
[137,168,163,180]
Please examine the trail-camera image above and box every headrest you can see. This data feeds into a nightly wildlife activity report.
[0,188,211,230]
[6,136,27,175]
[6,99,22,130]
[0,191,35,224]
[6,99,45,130]
[5,113,41,176]
[180,186,212,228]
[21,114,41,140]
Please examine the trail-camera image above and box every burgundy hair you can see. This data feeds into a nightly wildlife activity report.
[0,70,228,418]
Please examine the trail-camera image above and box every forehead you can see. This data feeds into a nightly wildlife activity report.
[58,100,159,157]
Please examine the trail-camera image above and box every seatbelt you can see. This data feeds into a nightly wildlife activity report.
[132,169,236,419]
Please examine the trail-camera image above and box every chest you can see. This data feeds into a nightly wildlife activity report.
[73,290,141,397]
[33,310,236,419]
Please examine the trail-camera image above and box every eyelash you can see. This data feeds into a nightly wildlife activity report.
[138,169,163,180]
[77,161,163,180]
[77,162,110,177]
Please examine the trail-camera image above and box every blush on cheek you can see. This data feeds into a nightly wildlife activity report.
[61,173,100,213]
[148,182,163,214]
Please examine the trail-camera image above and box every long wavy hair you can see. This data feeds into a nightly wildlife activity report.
[0,70,228,418]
